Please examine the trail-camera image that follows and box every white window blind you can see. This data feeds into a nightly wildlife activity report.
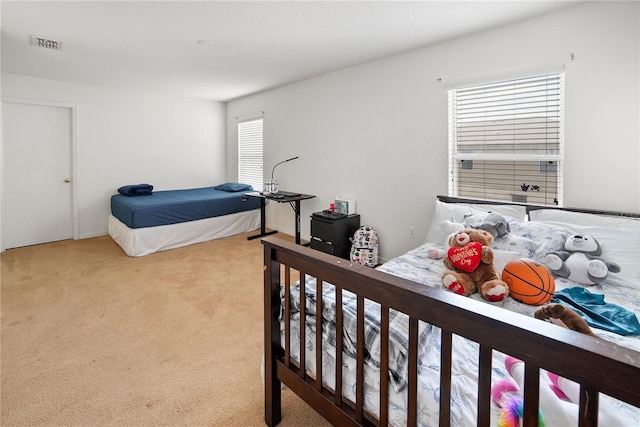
[238,118,263,192]
[448,73,564,206]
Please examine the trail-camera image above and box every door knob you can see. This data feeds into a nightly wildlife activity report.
[64,178,72,183]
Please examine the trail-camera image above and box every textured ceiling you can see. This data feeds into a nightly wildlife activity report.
[1,1,580,101]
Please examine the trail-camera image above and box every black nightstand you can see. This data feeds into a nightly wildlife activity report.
[310,212,361,259]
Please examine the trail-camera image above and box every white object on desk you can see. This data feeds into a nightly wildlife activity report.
[264,179,278,194]
[335,197,356,215]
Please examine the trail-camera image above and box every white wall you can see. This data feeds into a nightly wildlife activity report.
[226,1,639,261]
[1,73,226,240]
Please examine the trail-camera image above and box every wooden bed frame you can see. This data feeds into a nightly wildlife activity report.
[263,197,640,426]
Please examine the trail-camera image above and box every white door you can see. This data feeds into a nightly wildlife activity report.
[2,102,73,249]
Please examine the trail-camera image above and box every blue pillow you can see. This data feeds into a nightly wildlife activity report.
[118,184,154,196]
[214,182,253,192]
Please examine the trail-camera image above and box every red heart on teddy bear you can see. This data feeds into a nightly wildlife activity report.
[447,242,482,273]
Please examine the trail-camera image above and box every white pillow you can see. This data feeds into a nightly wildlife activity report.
[425,201,486,244]
[529,209,640,229]
[508,220,568,261]
[490,234,539,258]
[461,203,528,221]
[426,200,529,243]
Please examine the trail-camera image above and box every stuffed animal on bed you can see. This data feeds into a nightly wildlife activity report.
[544,234,620,285]
[441,229,509,302]
[493,352,627,426]
[464,211,511,239]
[534,303,598,337]
[427,220,465,259]
[492,356,580,427]
[521,303,626,425]
[492,304,598,427]
[491,369,545,427]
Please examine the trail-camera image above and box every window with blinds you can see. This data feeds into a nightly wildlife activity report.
[448,73,564,206]
[238,118,263,192]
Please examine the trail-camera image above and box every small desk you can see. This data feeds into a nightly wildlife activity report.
[246,191,316,244]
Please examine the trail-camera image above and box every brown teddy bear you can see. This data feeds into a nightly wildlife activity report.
[441,229,509,302]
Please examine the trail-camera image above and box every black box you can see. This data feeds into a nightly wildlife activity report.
[310,212,360,259]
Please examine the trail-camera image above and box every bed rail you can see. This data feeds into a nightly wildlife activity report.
[263,237,640,427]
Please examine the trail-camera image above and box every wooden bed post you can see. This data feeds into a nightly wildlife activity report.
[264,243,282,426]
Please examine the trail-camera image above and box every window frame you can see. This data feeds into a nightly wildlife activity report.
[237,117,264,192]
[447,72,564,206]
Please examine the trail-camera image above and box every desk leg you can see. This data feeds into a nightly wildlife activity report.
[260,198,267,235]
[294,200,301,245]
[248,198,278,240]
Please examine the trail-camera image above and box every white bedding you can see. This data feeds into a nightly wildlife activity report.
[282,209,640,426]
[108,210,260,256]
[379,243,640,426]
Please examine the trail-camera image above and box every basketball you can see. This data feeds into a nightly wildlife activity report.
[502,259,555,305]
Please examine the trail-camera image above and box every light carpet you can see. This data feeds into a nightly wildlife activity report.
[1,233,330,426]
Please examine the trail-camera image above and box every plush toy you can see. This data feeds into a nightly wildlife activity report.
[465,212,511,239]
[491,374,545,427]
[491,304,628,426]
[544,234,620,285]
[492,305,593,427]
[493,354,627,427]
[427,220,465,259]
[534,303,597,337]
[441,229,509,302]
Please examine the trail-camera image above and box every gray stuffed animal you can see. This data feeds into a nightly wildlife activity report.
[465,212,511,239]
[545,234,621,285]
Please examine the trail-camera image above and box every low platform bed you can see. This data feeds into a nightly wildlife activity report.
[109,185,260,256]
[264,196,640,426]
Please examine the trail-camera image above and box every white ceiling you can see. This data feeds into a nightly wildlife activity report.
[1,1,580,102]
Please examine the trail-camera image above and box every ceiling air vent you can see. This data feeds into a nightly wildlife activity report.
[30,36,61,50]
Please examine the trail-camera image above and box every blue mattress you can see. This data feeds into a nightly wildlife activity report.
[111,186,260,229]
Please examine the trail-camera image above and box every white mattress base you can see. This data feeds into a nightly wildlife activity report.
[108,210,260,257]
